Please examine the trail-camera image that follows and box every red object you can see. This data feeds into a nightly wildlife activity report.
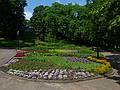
[15,50,26,57]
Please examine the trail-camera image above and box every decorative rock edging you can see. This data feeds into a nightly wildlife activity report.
[3,68,103,83]
[104,68,117,77]
[4,71,103,83]
[0,55,104,83]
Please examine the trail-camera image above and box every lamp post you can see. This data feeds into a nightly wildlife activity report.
[96,33,99,58]
[96,25,100,59]
[17,30,20,50]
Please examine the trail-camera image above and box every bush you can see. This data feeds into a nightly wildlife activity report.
[88,56,111,74]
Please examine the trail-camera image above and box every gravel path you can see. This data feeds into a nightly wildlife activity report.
[0,49,120,90]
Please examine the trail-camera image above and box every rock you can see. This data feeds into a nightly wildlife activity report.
[55,69,59,72]
[51,70,55,74]
[39,69,42,72]
[6,69,96,80]
[78,75,82,79]
[43,72,49,76]
[53,76,58,80]
[3,64,9,67]
[18,73,24,77]
[41,71,45,75]
[90,73,95,76]
[43,76,48,79]
[47,69,52,73]
[58,75,63,79]
[69,76,74,80]
[34,70,38,72]
[27,75,32,79]
[49,73,54,76]
[75,77,79,79]
[48,74,53,79]
[59,70,64,75]
[28,72,32,75]
[7,71,14,75]
[32,76,37,79]
[14,72,20,76]
[76,72,82,75]
[23,74,29,78]
[38,74,43,79]
[9,69,13,72]
[86,72,91,77]
[68,70,73,73]
[81,69,85,72]
[35,72,40,76]
[63,69,68,74]
[81,72,87,77]
[63,75,68,79]
[54,70,59,76]
[10,59,17,63]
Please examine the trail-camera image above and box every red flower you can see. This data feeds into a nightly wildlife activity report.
[15,50,26,57]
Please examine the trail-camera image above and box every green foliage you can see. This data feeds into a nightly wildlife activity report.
[30,0,120,50]
[8,41,106,74]
[22,41,93,56]
[0,38,34,48]
[0,0,27,39]
[88,56,111,74]
[31,3,83,42]
[8,52,101,71]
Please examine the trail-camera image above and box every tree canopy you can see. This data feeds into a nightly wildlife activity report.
[30,0,120,49]
[0,0,27,39]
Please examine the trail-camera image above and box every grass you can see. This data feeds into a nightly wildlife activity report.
[22,41,92,51]
[8,55,101,71]
[6,40,104,73]
[0,38,34,48]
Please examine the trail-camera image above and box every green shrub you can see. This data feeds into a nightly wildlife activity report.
[88,56,111,74]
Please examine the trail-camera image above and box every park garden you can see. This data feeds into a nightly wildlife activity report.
[0,0,120,81]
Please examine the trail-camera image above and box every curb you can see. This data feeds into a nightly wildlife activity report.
[0,54,16,68]
[104,68,115,77]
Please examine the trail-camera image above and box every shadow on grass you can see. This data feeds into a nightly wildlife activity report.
[0,39,34,49]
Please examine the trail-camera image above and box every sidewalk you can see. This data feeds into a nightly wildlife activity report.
[0,49,16,67]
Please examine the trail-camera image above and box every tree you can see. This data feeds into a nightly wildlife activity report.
[30,0,120,49]
[0,0,27,39]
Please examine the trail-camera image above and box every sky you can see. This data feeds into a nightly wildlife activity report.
[24,0,86,20]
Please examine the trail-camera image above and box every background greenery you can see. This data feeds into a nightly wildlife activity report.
[30,0,120,50]
[0,0,120,51]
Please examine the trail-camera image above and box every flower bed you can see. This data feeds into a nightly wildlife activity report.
[7,68,99,80]
[15,50,26,57]
[88,56,111,74]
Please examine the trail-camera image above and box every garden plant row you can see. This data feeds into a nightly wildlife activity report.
[2,43,111,81]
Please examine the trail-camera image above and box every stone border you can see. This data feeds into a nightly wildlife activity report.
[0,70,103,83]
[104,68,115,77]
[0,54,104,83]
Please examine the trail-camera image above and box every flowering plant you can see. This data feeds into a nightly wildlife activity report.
[88,56,111,74]
[15,50,26,57]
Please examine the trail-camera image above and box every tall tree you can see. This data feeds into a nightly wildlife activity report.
[0,0,27,39]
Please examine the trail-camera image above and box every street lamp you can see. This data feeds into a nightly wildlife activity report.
[17,30,20,50]
[96,25,100,59]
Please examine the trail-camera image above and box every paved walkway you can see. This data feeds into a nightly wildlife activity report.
[0,49,16,67]
[0,49,120,90]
